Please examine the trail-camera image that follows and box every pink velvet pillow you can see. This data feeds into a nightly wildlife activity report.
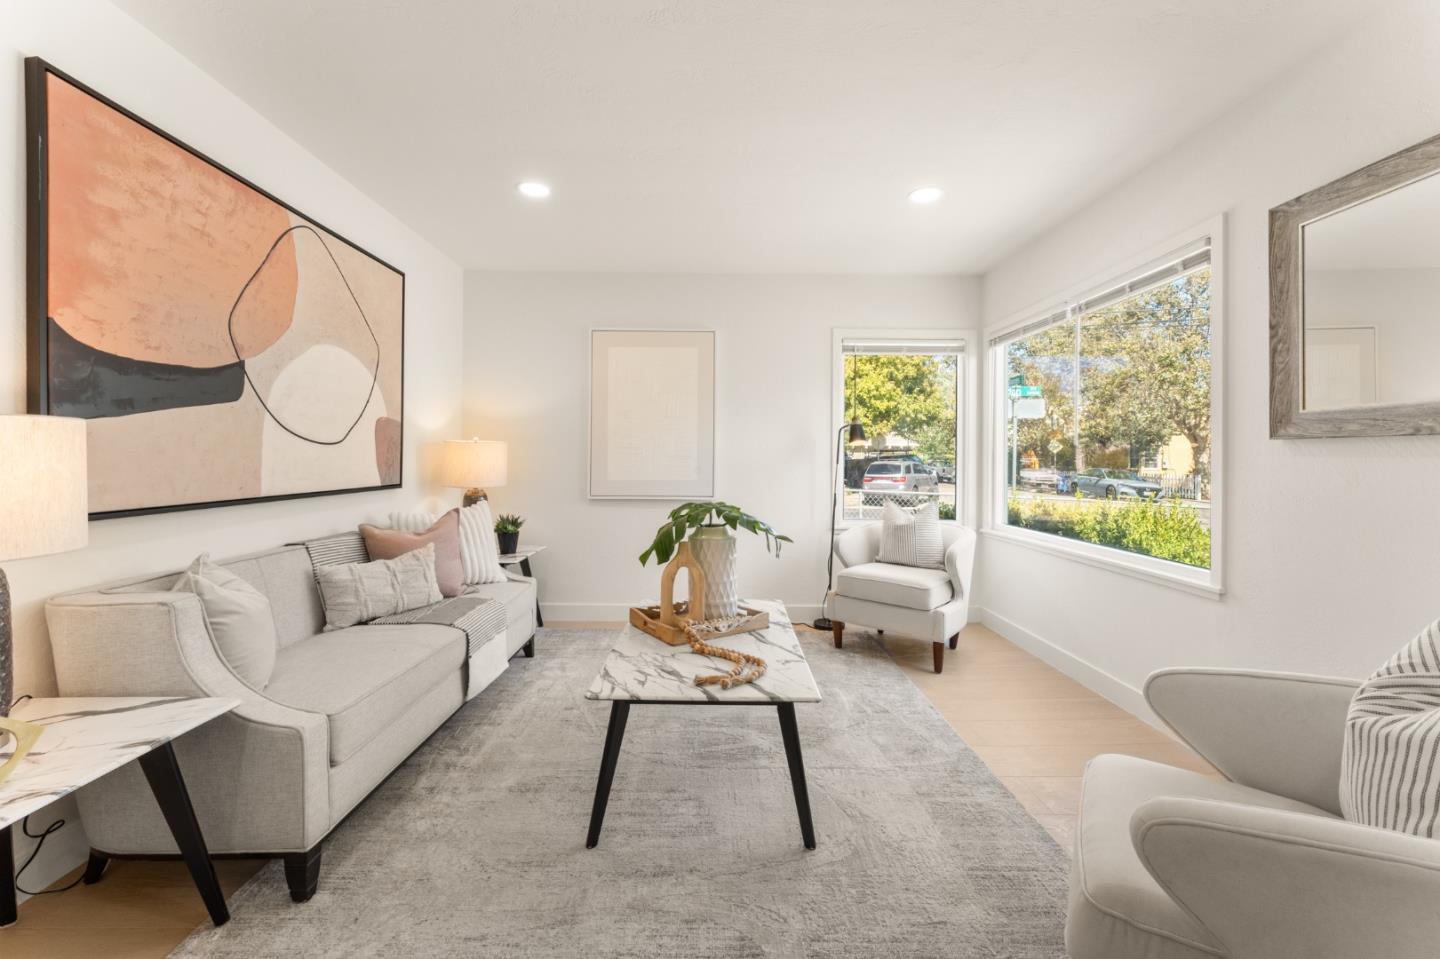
[360,509,464,598]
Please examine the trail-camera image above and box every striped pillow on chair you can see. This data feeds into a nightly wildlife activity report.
[877,500,944,569]
[1340,619,1440,837]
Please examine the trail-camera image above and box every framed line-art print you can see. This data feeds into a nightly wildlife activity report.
[26,58,405,519]
[589,330,715,499]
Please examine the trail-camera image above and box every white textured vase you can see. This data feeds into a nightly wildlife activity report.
[688,527,739,620]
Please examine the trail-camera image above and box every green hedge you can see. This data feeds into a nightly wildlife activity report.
[1007,495,1210,568]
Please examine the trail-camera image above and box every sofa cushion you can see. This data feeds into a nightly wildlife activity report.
[1340,619,1440,835]
[463,577,534,636]
[315,545,444,630]
[171,554,278,690]
[263,623,465,765]
[835,562,952,610]
[362,511,465,598]
[1069,753,1336,959]
[878,500,944,569]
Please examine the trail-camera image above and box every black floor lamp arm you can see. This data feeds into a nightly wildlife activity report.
[813,425,848,631]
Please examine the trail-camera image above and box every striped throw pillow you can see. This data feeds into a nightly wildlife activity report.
[391,502,508,585]
[1340,619,1440,837]
[877,500,944,569]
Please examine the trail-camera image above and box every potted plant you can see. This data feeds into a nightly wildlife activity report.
[494,513,525,555]
[639,502,791,619]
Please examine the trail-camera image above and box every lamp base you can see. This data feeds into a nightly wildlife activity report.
[461,488,489,508]
[811,617,834,631]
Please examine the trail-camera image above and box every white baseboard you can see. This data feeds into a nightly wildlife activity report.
[975,606,1162,729]
[541,603,825,625]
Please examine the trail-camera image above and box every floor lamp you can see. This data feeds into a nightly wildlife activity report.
[813,420,866,631]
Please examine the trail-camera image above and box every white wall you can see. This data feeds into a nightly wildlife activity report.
[1304,268,1440,407]
[2,0,465,893]
[978,0,1440,717]
[463,272,979,621]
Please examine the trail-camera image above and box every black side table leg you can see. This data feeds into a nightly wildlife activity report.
[519,557,544,627]
[1,823,16,927]
[777,703,817,850]
[139,743,229,926]
[585,701,630,848]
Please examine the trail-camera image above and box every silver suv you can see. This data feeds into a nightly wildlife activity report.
[862,460,940,493]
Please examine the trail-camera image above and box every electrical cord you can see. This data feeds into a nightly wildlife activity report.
[7,693,83,896]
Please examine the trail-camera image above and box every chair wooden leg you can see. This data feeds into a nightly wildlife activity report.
[932,641,944,673]
[948,632,958,650]
[831,621,844,649]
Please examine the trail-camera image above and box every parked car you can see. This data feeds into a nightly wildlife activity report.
[1073,468,1164,500]
[934,461,955,484]
[862,460,940,499]
[1018,467,1060,492]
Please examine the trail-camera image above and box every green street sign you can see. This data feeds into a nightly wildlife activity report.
[1008,384,1043,399]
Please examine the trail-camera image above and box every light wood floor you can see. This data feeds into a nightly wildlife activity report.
[1,620,1213,957]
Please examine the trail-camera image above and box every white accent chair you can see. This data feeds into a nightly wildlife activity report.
[1067,668,1440,959]
[822,522,976,673]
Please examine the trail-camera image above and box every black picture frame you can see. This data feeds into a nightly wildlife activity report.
[25,57,406,520]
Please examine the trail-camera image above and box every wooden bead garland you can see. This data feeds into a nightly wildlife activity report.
[683,617,768,689]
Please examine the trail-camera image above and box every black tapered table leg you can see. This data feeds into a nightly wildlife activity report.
[1,823,16,927]
[585,701,630,848]
[777,703,817,850]
[138,743,229,926]
[519,557,544,627]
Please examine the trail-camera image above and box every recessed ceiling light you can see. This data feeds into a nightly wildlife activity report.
[908,186,943,205]
[517,181,551,200]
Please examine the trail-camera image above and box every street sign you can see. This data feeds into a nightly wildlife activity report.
[1047,439,1062,454]
[1013,398,1046,419]
[1007,384,1043,399]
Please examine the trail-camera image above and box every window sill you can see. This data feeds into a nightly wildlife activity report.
[981,525,1223,600]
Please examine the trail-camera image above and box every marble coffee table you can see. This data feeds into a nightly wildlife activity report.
[583,599,821,849]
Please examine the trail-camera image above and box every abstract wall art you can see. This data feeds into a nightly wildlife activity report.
[589,330,715,499]
[25,59,405,518]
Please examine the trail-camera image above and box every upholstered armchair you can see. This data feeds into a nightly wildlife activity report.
[1067,668,1440,959]
[822,522,975,673]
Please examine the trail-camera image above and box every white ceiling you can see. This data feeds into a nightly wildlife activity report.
[114,0,1378,274]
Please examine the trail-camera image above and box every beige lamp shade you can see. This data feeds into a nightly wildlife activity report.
[0,416,88,561]
[438,439,508,491]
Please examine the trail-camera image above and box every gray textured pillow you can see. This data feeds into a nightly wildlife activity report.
[877,500,944,568]
[316,543,443,630]
[171,554,278,690]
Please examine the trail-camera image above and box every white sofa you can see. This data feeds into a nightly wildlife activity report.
[45,540,537,902]
[1068,668,1440,959]
[823,521,976,672]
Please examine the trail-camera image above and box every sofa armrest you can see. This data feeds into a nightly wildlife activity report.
[943,525,976,600]
[1144,669,1357,815]
[1132,797,1440,959]
[47,591,330,850]
[833,523,880,570]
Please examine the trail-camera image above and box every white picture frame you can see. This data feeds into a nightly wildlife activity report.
[1304,325,1379,411]
[588,329,716,499]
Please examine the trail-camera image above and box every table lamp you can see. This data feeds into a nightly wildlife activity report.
[438,439,507,507]
[0,416,88,782]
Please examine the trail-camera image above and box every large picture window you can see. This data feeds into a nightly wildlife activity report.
[836,335,964,522]
[995,241,1214,571]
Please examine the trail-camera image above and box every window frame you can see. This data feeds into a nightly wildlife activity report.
[982,216,1226,598]
[831,328,976,530]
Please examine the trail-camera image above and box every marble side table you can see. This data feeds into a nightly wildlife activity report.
[0,696,238,927]
[583,599,822,850]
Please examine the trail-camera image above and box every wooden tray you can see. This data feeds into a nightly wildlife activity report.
[629,602,771,646]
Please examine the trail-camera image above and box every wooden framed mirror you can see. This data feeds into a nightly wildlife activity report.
[1270,132,1440,437]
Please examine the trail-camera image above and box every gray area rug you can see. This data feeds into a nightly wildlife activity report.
[173,627,1069,958]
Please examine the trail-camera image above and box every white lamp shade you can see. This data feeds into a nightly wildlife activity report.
[438,439,507,490]
[0,416,88,561]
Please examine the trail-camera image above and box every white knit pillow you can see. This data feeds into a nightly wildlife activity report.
[877,500,944,569]
[1340,619,1440,837]
[390,502,507,585]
